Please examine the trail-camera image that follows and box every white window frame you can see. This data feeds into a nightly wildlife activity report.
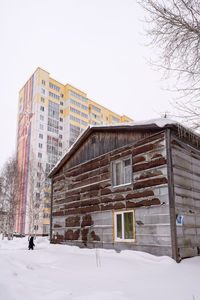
[113,210,136,243]
[112,156,132,187]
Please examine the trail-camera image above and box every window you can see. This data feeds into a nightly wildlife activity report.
[70,90,88,103]
[59,126,63,130]
[41,88,45,95]
[36,182,40,188]
[91,104,101,114]
[112,157,132,187]
[70,115,88,126]
[40,115,44,121]
[38,152,42,158]
[49,91,60,100]
[44,202,50,208]
[114,210,135,242]
[60,117,63,122]
[41,97,45,103]
[38,162,42,168]
[42,80,46,85]
[112,116,120,123]
[35,203,40,209]
[70,106,88,119]
[38,143,43,148]
[60,109,63,114]
[40,124,44,130]
[40,106,44,111]
[34,214,39,220]
[59,134,62,139]
[49,82,60,92]
[60,101,64,106]
[48,100,59,134]
[43,213,50,219]
[39,133,43,139]
[70,98,88,111]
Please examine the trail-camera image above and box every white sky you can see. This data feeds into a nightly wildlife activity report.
[0,0,174,169]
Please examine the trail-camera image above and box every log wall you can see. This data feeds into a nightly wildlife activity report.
[51,131,172,257]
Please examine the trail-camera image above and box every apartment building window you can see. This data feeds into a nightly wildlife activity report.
[36,182,40,188]
[60,109,63,114]
[46,163,54,174]
[70,115,88,126]
[37,172,41,178]
[91,105,101,114]
[70,98,88,111]
[60,101,64,106]
[70,90,88,104]
[48,118,59,134]
[38,143,43,149]
[59,126,63,130]
[112,157,132,187]
[42,80,46,85]
[34,225,39,231]
[92,121,99,125]
[38,162,42,168]
[112,116,120,123]
[41,97,45,103]
[113,210,135,242]
[49,91,60,100]
[91,113,101,120]
[60,117,63,122]
[40,106,44,111]
[39,133,43,139]
[48,100,59,134]
[61,94,64,98]
[59,142,62,147]
[44,202,50,208]
[36,193,40,199]
[59,134,62,139]
[70,106,88,119]
[69,124,83,146]
[38,152,42,158]
[49,82,60,92]
[41,88,45,95]
[40,124,44,130]
[40,115,44,121]
[34,214,39,220]
[47,136,59,164]
[43,213,50,219]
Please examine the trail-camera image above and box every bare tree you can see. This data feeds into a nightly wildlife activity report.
[138,0,200,129]
[0,156,19,239]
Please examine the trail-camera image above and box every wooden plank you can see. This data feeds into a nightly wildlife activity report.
[166,129,179,262]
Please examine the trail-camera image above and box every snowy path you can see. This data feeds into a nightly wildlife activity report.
[0,237,199,300]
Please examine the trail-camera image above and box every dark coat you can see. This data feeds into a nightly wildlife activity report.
[28,236,35,250]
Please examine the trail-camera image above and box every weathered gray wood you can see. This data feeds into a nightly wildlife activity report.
[171,133,200,259]
[166,129,179,261]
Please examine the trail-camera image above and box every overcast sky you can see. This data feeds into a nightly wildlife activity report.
[0,0,174,169]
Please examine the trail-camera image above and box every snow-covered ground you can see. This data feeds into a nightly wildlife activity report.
[0,237,200,300]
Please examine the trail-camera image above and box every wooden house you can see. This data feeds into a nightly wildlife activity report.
[49,119,200,262]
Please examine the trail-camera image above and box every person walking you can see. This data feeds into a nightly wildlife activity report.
[28,236,35,250]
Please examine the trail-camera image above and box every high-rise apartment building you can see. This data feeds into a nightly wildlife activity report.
[16,67,133,235]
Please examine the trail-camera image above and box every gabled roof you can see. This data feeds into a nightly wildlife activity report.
[48,118,195,178]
